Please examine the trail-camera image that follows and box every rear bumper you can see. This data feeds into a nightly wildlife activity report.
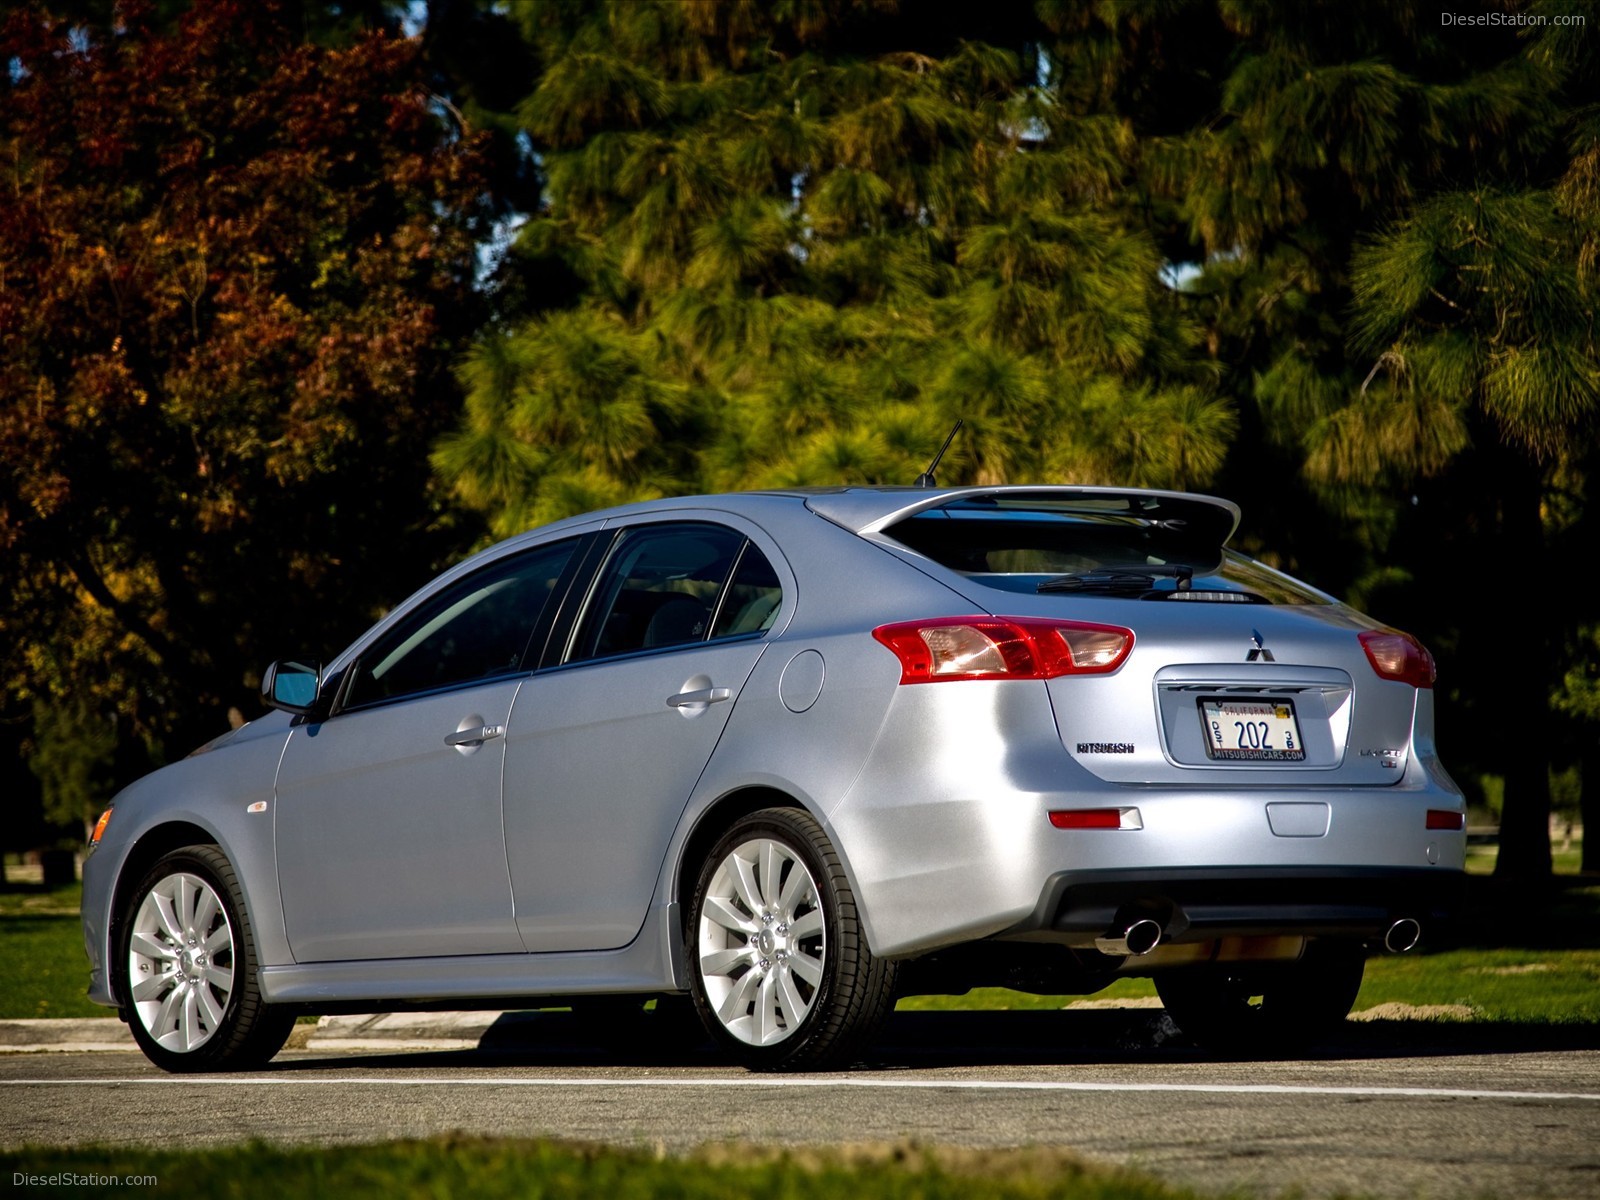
[1008,865,1466,943]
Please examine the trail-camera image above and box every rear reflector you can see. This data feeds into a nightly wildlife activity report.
[1359,629,1436,689]
[1049,808,1143,830]
[873,617,1134,683]
[1426,809,1465,831]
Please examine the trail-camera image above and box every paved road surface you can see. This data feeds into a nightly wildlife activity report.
[3,1010,1598,1199]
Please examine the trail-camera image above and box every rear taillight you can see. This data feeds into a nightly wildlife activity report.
[1359,630,1436,689]
[872,617,1134,683]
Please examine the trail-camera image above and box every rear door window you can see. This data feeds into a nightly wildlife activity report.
[568,522,781,662]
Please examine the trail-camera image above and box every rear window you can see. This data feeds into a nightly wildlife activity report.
[883,498,1329,606]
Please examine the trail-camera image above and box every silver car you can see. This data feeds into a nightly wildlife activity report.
[81,485,1466,1072]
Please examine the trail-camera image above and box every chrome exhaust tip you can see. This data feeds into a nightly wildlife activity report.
[1383,918,1422,954]
[1095,918,1164,957]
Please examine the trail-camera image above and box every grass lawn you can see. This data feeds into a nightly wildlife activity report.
[0,880,102,1019]
[2,1137,1221,1200]
[4,859,1595,1026]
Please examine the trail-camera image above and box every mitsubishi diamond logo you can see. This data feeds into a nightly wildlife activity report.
[1246,629,1276,662]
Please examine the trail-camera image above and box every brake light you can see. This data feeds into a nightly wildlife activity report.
[872,617,1134,683]
[1359,630,1436,689]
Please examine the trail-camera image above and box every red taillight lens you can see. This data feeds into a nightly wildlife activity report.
[1359,630,1436,689]
[872,617,1134,683]
[1426,809,1465,831]
[1049,807,1143,830]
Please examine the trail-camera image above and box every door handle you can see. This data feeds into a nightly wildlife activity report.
[666,686,731,709]
[444,724,505,747]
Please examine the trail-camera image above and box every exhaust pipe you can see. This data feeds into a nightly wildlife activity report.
[1383,918,1422,954]
[1095,918,1164,957]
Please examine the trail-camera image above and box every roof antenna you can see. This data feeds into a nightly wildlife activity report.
[914,420,963,489]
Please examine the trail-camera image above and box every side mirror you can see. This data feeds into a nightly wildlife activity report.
[261,660,322,716]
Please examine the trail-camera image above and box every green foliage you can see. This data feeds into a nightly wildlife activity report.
[435,1,1222,539]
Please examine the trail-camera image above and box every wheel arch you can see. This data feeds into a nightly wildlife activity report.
[673,786,807,921]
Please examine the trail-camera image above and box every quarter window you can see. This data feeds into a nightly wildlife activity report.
[343,539,578,708]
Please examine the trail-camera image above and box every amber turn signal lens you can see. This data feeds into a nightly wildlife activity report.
[90,807,113,845]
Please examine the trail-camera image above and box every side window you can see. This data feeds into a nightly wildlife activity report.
[709,542,783,639]
[570,523,747,662]
[344,539,577,708]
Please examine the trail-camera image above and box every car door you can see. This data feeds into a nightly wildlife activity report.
[503,519,786,952]
[274,538,582,962]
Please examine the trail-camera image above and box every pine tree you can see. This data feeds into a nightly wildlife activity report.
[433,1,1229,542]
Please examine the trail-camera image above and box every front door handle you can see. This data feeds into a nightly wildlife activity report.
[444,724,505,747]
[666,686,731,709]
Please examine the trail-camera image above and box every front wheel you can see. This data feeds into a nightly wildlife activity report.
[116,845,294,1072]
[1155,938,1366,1052]
[688,807,896,1071]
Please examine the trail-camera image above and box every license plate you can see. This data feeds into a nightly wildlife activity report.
[1199,698,1305,761]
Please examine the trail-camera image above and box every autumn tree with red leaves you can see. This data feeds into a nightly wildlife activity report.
[0,1,494,831]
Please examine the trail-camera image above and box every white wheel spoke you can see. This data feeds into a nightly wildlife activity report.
[130,973,173,1003]
[717,965,762,1025]
[204,925,231,954]
[776,863,810,918]
[203,964,233,994]
[787,908,823,940]
[703,896,759,936]
[151,891,184,943]
[789,948,824,987]
[755,972,782,1044]
[699,946,752,976]
[730,854,764,916]
[176,876,197,936]
[197,982,226,1030]
[129,931,175,963]
[774,963,809,1027]
[192,887,219,937]
[180,988,203,1051]
[758,841,784,908]
[152,985,184,1039]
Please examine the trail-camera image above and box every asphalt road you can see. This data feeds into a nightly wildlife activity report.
[3,1010,1599,1199]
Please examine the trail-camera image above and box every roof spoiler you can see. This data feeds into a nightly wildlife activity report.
[804,486,1242,544]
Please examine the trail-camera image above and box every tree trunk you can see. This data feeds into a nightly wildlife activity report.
[1582,739,1600,875]
[1492,451,1553,881]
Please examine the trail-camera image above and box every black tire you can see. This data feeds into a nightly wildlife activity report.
[687,807,897,1071]
[116,845,294,1073]
[1155,938,1367,1053]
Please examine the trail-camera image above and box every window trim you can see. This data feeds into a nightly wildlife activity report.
[328,534,592,717]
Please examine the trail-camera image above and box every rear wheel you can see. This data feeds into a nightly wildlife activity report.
[1154,938,1366,1052]
[117,846,294,1072]
[688,807,896,1071]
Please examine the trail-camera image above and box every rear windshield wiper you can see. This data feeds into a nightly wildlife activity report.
[1036,565,1195,594]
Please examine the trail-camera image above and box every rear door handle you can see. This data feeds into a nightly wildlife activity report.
[444,724,505,747]
[666,686,731,709]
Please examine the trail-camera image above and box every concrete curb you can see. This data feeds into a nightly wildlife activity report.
[0,1002,1473,1055]
[0,1012,510,1055]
